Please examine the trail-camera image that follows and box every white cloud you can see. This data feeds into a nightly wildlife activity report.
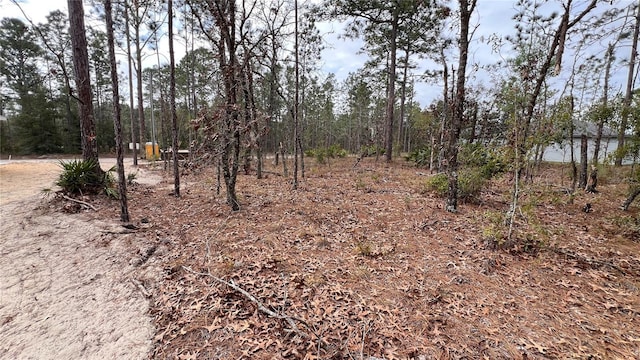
[0,0,66,25]
[1,0,637,109]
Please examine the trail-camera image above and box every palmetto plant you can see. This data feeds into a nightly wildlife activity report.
[56,159,114,196]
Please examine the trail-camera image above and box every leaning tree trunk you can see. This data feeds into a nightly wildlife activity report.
[519,0,598,173]
[68,0,100,170]
[104,0,130,222]
[622,187,640,211]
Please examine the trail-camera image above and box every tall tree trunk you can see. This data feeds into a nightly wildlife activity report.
[293,0,300,190]
[269,42,278,157]
[435,48,448,172]
[216,0,240,210]
[134,1,146,159]
[293,0,300,188]
[444,0,476,213]
[384,8,398,162]
[615,3,640,166]
[593,43,614,165]
[104,0,130,222]
[168,0,180,197]
[468,101,478,143]
[398,45,410,153]
[67,0,101,170]
[125,1,138,166]
[579,134,588,190]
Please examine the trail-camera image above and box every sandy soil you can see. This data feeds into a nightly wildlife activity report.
[0,158,160,360]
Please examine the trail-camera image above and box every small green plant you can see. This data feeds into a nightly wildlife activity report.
[610,214,640,241]
[423,168,487,201]
[327,144,347,158]
[355,241,372,257]
[56,159,113,196]
[306,145,348,164]
[127,170,138,185]
[360,145,385,158]
[355,176,366,191]
[405,148,431,167]
[481,210,506,249]
[403,195,412,209]
[423,173,448,196]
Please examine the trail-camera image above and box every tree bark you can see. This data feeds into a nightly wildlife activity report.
[569,97,577,192]
[168,0,180,197]
[134,0,146,158]
[593,44,614,166]
[124,1,138,166]
[585,165,598,193]
[622,187,640,211]
[615,3,640,166]
[384,8,398,162]
[398,44,410,152]
[104,0,130,222]
[445,0,475,213]
[293,0,300,188]
[213,0,241,211]
[68,0,100,168]
[579,134,588,189]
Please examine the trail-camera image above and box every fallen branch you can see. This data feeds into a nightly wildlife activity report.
[550,247,626,275]
[183,266,323,344]
[261,170,283,177]
[61,194,97,211]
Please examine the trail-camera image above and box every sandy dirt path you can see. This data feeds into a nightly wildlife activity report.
[0,158,160,359]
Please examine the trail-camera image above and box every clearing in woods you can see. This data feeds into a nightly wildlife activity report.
[1,157,639,359]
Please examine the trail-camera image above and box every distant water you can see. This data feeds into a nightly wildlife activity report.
[541,139,634,165]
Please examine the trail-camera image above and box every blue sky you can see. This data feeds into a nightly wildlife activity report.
[1,0,637,108]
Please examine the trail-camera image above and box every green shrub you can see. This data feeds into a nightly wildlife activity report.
[423,168,487,201]
[56,159,113,196]
[360,145,385,157]
[459,143,507,178]
[408,143,506,178]
[405,148,431,167]
[327,144,347,158]
[307,145,348,164]
[127,170,138,185]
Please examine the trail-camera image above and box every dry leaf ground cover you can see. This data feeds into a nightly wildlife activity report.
[101,157,638,359]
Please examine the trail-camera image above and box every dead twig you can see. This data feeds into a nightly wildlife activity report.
[261,170,283,177]
[550,247,626,275]
[130,278,152,298]
[61,194,97,211]
[183,266,326,346]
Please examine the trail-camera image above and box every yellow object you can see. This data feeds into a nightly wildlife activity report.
[145,142,160,160]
